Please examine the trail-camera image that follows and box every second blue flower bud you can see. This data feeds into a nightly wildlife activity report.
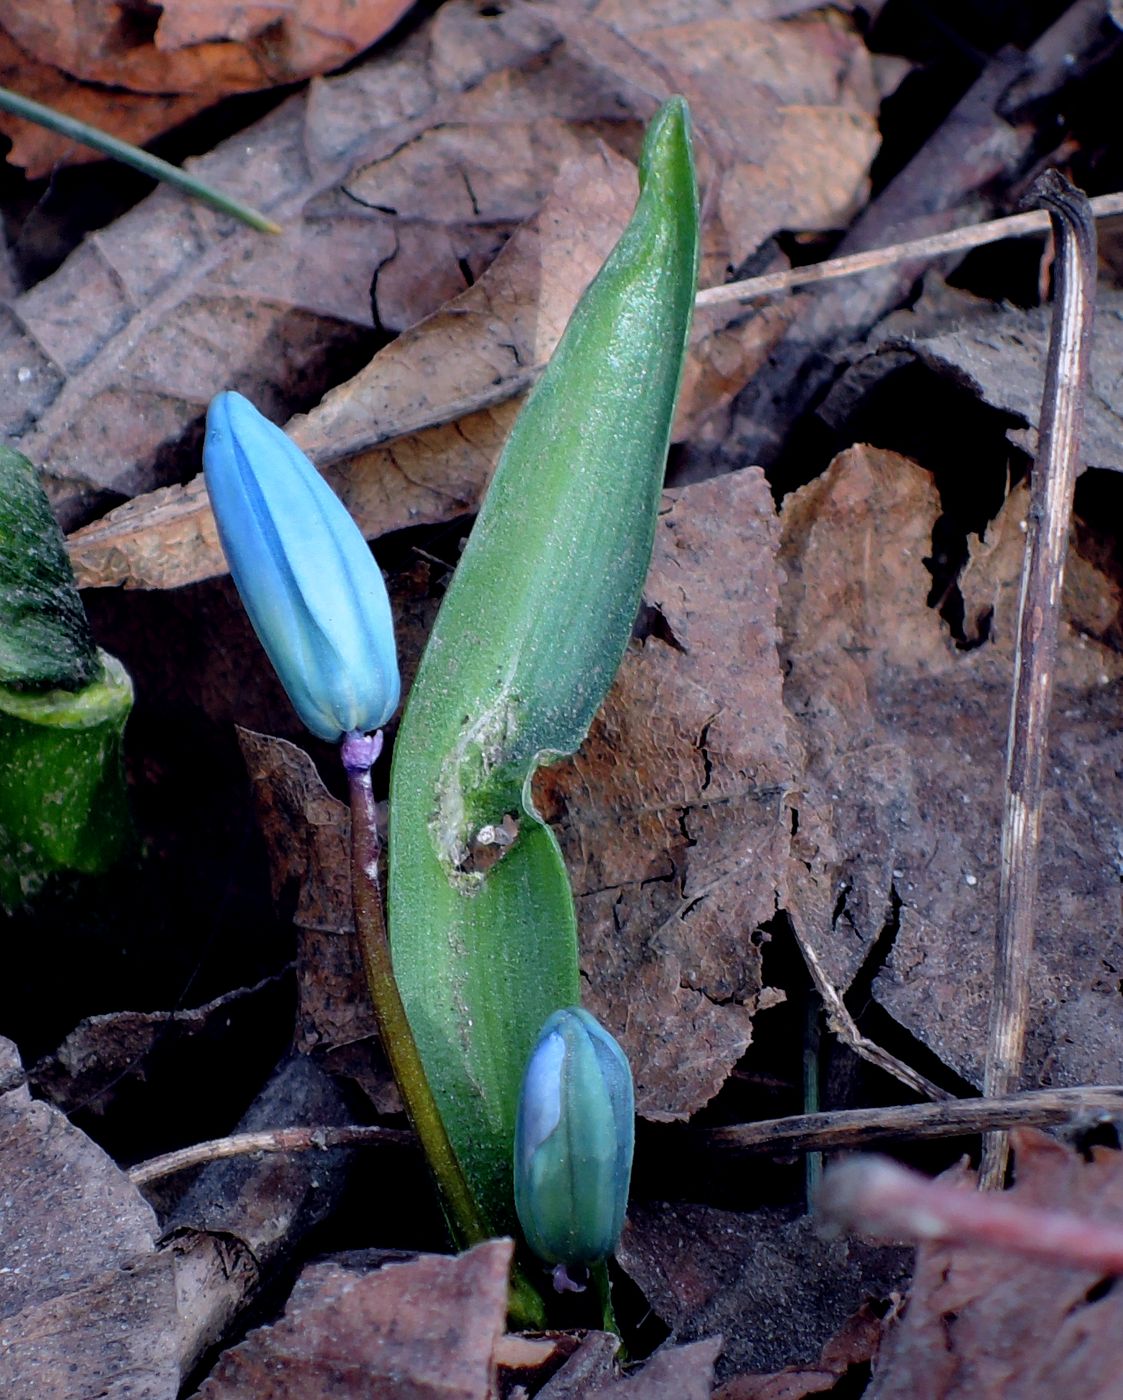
[514,1006,635,1272]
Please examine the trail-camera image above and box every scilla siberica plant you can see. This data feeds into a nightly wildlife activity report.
[204,94,698,1326]
[204,389,489,1272]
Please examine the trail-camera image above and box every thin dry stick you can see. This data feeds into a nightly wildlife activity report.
[695,191,1123,308]
[128,1084,1123,1187]
[305,195,1123,471]
[792,927,952,1103]
[821,1153,1123,1275]
[128,1124,413,1187]
[979,174,1098,1191]
[706,1085,1123,1158]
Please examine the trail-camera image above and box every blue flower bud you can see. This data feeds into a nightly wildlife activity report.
[514,1006,635,1269]
[203,391,400,742]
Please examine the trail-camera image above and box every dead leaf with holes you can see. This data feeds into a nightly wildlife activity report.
[779,444,1123,1093]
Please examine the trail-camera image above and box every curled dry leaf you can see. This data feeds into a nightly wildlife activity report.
[841,287,1123,474]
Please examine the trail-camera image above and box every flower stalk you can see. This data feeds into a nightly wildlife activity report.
[342,729,487,1248]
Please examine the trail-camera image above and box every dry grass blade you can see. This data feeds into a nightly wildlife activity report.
[979,173,1098,1189]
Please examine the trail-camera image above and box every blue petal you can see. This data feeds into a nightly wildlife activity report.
[204,392,400,741]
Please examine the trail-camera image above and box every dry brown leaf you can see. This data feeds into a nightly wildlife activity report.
[63,0,883,588]
[778,444,1123,1090]
[714,1304,889,1400]
[877,288,1123,474]
[9,23,445,533]
[192,1240,513,1400]
[0,0,416,175]
[30,974,290,1118]
[235,727,400,1113]
[0,1035,181,1397]
[538,468,791,1119]
[597,1338,724,1399]
[67,138,637,590]
[536,1332,622,1398]
[0,0,416,94]
[225,471,790,1124]
[618,1200,908,1384]
[0,27,212,176]
[867,1131,1123,1399]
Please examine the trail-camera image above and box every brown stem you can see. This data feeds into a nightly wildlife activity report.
[342,730,489,1248]
[980,173,1097,1189]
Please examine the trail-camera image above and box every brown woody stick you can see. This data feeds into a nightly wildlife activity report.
[128,1085,1123,1185]
[706,1085,1123,1158]
[979,173,1097,1190]
[129,1123,412,1187]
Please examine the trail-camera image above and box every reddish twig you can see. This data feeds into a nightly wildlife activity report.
[821,1154,1123,1275]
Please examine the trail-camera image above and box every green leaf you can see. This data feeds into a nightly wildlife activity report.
[0,651,133,908]
[0,444,99,691]
[388,98,699,1230]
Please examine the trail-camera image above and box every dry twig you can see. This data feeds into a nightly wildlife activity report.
[695,192,1123,309]
[706,1085,1123,1158]
[129,1123,412,1187]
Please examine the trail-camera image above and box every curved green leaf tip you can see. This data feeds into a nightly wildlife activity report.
[0,444,98,691]
[389,97,699,1234]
